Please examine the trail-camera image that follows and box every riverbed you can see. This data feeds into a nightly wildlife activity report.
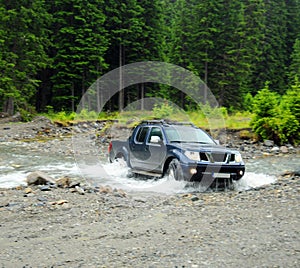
[0,120,299,267]
[0,139,298,192]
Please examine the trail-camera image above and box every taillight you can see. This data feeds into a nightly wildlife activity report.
[108,142,112,153]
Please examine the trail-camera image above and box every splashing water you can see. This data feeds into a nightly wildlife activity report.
[1,140,297,192]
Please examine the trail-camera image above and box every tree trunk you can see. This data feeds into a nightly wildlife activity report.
[3,97,14,115]
[141,83,144,110]
[119,44,124,112]
[204,60,208,104]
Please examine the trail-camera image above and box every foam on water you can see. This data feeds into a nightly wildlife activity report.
[0,172,28,188]
[81,161,278,193]
[0,162,79,189]
[0,157,282,192]
[234,172,276,191]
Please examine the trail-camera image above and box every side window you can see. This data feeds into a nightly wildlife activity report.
[148,127,163,143]
[135,127,149,143]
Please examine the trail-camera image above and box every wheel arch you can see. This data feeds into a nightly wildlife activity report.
[163,156,176,175]
[115,146,131,167]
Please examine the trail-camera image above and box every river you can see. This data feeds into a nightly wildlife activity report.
[0,141,299,193]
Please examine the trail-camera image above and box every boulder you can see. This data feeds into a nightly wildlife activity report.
[264,140,274,147]
[271,146,279,152]
[280,146,289,154]
[55,176,71,188]
[26,171,56,185]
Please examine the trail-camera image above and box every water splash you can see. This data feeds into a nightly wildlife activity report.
[234,172,276,191]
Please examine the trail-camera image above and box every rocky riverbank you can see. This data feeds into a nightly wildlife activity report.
[0,116,299,267]
[1,116,299,159]
[0,172,299,267]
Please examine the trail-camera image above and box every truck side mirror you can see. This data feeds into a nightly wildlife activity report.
[150,136,161,144]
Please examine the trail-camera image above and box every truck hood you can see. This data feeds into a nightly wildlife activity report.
[169,142,234,153]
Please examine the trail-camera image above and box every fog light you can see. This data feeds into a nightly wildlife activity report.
[239,170,244,176]
[190,168,197,175]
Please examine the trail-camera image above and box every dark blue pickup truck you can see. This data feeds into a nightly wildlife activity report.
[108,120,245,187]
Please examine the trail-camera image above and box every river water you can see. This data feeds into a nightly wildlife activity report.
[0,141,299,193]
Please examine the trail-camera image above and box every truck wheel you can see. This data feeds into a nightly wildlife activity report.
[167,159,184,181]
[116,154,128,168]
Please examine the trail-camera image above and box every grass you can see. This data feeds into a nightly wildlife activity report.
[41,107,253,130]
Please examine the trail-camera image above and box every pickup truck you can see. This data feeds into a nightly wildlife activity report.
[108,120,245,187]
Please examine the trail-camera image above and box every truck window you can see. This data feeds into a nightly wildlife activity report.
[148,127,163,143]
[135,127,149,143]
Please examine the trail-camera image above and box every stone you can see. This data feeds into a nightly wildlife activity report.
[264,140,274,147]
[56,176,71,188]
[68,178,81,188]
[51,200,68,205]
[271,146,279,152]
[190,195,199,202]
[40,185,51,191]
[24,187,33,194]
[26,171,56,185]
[99,185,113,194]
[280,146,289,154]
[37,196,47,202]
[75,186,85,195]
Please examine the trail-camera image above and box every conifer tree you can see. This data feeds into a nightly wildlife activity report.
[0,0,50,114]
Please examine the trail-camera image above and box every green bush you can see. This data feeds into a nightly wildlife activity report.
[152,102,174,118]
[250,83,300,144]
[19,108,34,122]
[243,93,254,112]
[75,109,98,120]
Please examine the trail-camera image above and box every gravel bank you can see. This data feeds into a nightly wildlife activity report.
[0,174,299,267]
[0,117,299,267]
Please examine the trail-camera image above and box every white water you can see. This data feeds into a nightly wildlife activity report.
[1,141,298,192]
[0,159,277,193]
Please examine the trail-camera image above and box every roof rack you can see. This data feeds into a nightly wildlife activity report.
[141,120,195,127]
[141,120,165,125]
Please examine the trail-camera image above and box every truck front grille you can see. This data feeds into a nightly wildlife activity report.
[210,152,227,163]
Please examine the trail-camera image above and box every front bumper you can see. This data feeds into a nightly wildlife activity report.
[181,162,245,182]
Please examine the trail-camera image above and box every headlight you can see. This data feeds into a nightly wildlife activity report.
[234,153,243,163]
[184,151,200,161]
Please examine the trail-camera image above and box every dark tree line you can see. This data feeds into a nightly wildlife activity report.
[0,0,299,115]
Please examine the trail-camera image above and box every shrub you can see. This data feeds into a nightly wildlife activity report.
[250,83,300,144]
[152,102,174,118]
[243,93,254,111]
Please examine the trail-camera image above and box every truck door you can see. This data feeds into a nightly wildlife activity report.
[144,126,166,172]
[129,126,150,168]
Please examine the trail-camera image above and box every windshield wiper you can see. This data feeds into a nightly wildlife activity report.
[189,141,211,144]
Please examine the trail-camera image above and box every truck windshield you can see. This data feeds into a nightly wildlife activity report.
[165,126,215,144]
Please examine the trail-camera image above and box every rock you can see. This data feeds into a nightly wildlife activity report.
[113,188,127,197]
[68,178,82,188]
[99,185,113,194]
[190,195,199,202]
[26,171,56,185]
[24,188,33,194]
[271,146,279,152]
[264,140,274,147]
[56,176,71,188]
[51,199,68,205]
[37,196,47,202]
[72,126,82,133]
[40,185,51,191]
[133,197,147,203]
[75,186,85,195]
[280,146,289,154]
[0,112,9,118]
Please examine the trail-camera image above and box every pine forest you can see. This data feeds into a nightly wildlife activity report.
[0,0,299,125]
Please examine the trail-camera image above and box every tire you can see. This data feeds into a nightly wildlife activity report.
[115,154,128,168]
[166,159,184,181]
